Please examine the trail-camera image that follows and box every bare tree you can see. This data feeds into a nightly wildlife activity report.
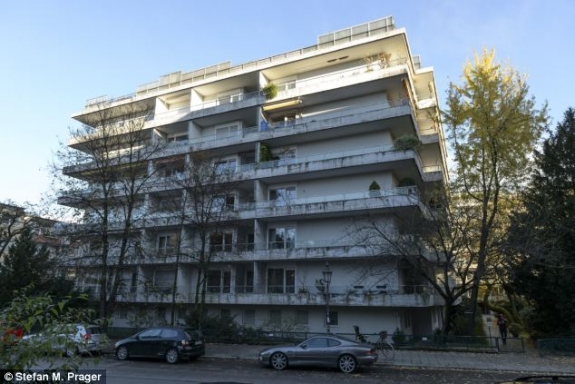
[348,186,479,334]
[145,151,245,327]
[51,102,168,324]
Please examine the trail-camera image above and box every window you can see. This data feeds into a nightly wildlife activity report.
[157,235,176,255]
[243,309,255,326]
[271,113,299,127]
[140,328,162,338]
[214,195,235,210]
[161,329,179,338]
[167,133,188,142]
[215,123,241,140]
[217,92,242,105]
[207,270,231,293]
[269,227,295,249]
[210,232,233,252]
[279,80,296,91]
[234,269,253,293]
[269,186,296,206]
[207,270,222,293]
[223,271,231,293]
[305,337,328,348]
[327,338,342,347]
[130,272,138,293]
[163,166,184,178]
[215,158,237,173]
[267,268,295,293]
[327,311,339,326]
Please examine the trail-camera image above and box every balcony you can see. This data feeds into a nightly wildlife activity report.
[95,283,441,308]
[273,57,409,101]
[248,186,422,220]
[241,144,423,181]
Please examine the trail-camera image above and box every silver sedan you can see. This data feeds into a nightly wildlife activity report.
[258,334,378,373]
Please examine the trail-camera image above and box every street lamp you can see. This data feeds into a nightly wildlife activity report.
[321,262,333,333]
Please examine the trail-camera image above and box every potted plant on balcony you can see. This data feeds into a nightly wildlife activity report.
[259,143,273,162]
[369,180,381,197]
[262,83,278,100]
[393,134,421,151]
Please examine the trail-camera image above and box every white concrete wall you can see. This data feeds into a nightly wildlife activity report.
[291,172,395,198]
[296,130,393,158]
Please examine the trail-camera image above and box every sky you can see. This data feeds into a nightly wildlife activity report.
[1,0,573,207]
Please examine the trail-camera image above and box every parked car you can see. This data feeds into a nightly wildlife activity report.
[21,324,108,357]
[114,326,205,364]
[259,334,378,373]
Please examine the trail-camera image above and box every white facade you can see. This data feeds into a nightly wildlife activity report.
[62,17,448,336]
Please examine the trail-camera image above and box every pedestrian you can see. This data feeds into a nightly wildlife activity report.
[496,314,508,345]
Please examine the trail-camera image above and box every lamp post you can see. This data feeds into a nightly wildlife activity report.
[321,262,333,333]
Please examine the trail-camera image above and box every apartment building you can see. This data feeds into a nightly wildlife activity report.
[60,16,448,336]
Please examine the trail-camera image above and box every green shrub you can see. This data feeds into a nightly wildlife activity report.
[262,83,278,100]
[393,135,421,151]
[369,181,381,191]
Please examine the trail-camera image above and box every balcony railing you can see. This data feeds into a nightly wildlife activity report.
[82,283,441,308]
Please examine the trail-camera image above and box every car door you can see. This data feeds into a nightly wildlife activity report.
[155,328,179,357]
[295,337,329,366]
[323,337,343,364]
[131,328,162,357]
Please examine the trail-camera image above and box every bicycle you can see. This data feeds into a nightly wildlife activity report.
[373,331,395,359]
[354,327,395,360]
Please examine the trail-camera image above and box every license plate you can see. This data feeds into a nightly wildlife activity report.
[195,341,203,345]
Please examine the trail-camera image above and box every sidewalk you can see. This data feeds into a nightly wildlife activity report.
[206,343,575,375]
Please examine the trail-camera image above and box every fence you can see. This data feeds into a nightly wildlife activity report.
[104,326,525,353]
[538,338,575,357]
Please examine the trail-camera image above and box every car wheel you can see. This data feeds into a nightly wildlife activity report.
[116,346,129,361]
[338,354,357,373]
[64,348,78,358]
[270,352,288,370]
[165,348,179,364]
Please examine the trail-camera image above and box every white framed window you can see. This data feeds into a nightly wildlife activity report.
[267,268,295,294]
[216,89,243,105]
[213,195,235,210]
[167,133,188,142]
[327,311,339,326]
[157,234,176,255]
[269,186,296,206]
[207,270,231,293]
[268,227,295,249]
[210,232,233,252]
[215,158,237,173]
[215,122,242,140]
